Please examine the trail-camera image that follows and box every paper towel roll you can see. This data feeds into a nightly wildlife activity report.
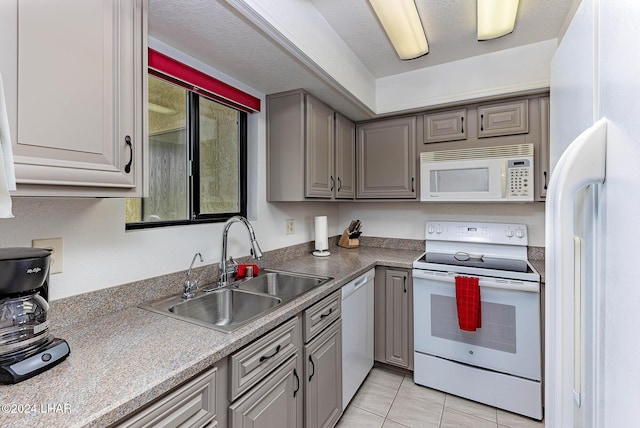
[313,216,329,256]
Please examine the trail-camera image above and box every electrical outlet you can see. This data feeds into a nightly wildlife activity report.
[285,219,295,235]
[32,238,63,274]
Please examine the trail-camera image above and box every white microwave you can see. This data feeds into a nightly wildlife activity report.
[420,143,534,202]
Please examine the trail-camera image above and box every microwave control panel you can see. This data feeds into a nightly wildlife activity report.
[507,159,532,199]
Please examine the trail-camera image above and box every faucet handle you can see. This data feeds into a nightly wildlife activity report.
[183,279,199,299]
[227,256,239,274]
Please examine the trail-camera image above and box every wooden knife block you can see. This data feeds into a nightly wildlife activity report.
[338,228,359,249]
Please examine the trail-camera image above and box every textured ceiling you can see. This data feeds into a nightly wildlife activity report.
[148,0,574,119]
[309,0,573,78]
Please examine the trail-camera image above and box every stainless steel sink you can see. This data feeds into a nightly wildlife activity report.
[140,270,332,333]
[234,270,332,300]
[170,288,282,330]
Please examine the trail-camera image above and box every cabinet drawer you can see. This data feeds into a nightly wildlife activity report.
[477,99,529,138]
[303,291,341,343]
[116,366,218,428]
[230,316,301,401]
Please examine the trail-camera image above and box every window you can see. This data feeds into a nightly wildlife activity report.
[126,49,260,229]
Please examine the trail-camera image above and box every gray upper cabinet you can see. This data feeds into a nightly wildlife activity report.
[423,109,467,143]
[477,99,529,138]
[356,116,417,199]
[537,96,550,200]
[305,96,335,198]
[334,113,356,199]
[13,0,147,197]
[267,90,355,201]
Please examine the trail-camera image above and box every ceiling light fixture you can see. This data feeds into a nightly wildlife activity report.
[368,0,428,60]
[477,0,520,40]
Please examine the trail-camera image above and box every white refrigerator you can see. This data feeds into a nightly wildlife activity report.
[546,0,640,427]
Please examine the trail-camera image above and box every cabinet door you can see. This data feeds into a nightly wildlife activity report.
[374,268,413,370]
[356,116,416,199]
[334,113,355,199]
[14,0,146,197]
[304,321,342,428]
[229,355,302,428]
[423,109,467,143]
[305,95,334,198]
[537,97,550,200]
[477,99,529,138]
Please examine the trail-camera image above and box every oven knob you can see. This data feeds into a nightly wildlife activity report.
[505,229,514,238]
[516,229,525,238]
[427,225,434,234]
[436,226,443,234]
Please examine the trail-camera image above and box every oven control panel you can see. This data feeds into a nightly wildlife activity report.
[425,221,528,245]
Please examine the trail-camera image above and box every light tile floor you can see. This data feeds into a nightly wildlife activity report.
[336,366,545,428]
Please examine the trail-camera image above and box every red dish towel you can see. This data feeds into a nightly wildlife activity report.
[236,264,260,278]
[455,276,482,331]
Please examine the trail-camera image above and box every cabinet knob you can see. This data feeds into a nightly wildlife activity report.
[124,136,133,174]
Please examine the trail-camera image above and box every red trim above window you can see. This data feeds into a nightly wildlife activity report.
[148,48,261,113]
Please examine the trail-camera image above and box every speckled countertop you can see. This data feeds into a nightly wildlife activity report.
[0,245,423,428]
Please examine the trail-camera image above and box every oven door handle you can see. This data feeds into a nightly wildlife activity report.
[412,269,539,293]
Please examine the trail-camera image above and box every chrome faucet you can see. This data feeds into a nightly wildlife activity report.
[219,216,263,287]
[183,252,204,299]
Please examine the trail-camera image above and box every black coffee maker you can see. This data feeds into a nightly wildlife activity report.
[0,247,70,383]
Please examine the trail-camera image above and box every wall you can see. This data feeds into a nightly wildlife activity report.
[0,18,548,302]
[0,37,340,301]
[338,202,545,247]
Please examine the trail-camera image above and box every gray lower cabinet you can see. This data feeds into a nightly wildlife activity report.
[374,267,413,370]
[304,320,342,428]
[114,360,228,428]
[229,355,303,428]
[303,291,343,428]
[228,316,303,428]
[356,116,417,199]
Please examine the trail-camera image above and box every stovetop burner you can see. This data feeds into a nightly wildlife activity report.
[423,251,529,272]
[414,221,540,282]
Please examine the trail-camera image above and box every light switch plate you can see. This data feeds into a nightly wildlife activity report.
[32,238,63,274]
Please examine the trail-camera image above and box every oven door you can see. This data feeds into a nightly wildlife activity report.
[413,269,541,381]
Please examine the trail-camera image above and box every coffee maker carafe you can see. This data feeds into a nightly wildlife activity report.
[0,247,70,383]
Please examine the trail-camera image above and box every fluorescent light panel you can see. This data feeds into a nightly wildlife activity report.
[369,0,428,60]
[477,0,520,40]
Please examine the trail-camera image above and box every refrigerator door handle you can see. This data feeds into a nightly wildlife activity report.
[545,118,607,427]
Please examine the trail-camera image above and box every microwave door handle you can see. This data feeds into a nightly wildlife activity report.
[501,160,507,198]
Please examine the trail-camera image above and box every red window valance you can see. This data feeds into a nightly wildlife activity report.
[148,48,261,113]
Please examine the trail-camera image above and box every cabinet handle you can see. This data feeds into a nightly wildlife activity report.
[411,177,415,193]
[480,114,484,131]
[337,177,342,191]
[293,368,300,397]
[543,171,548,190]
[330,176,335,191]
[320,307,333,319]
[259,344,281,363]
[308,355,315,382]
[403,276,407,293]
[124,135,133,173]
[460,116,464,133]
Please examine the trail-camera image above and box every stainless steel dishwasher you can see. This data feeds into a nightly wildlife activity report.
[341,268,375,409]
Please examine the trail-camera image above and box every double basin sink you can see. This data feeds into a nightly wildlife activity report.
[141,270,333,333]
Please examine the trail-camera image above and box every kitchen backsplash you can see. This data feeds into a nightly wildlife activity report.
[48,236,544,332]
